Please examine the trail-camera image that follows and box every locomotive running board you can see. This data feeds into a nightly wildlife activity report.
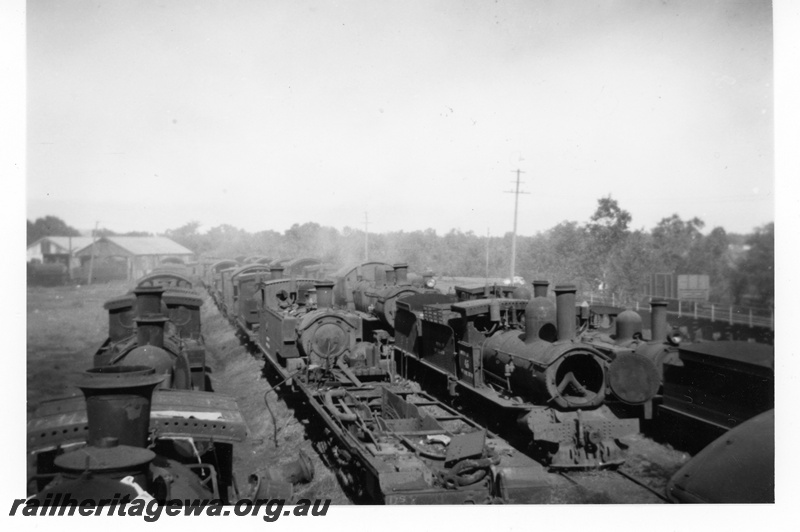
[28,389,247,452]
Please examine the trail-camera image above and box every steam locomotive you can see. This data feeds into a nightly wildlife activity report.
[27,270,254,504]
[94,270,209,390]
[392,281,662,469]
[27,364,248,504]
[213,260,561,503]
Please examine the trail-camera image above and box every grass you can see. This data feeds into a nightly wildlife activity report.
[27,281,129,414]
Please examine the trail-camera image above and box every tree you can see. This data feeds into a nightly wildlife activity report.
[685,226,733,303]
[584,196,632,291]
[651,214,705,272]
[27,216,81,244]
[731,223,774,307]
[166,221,206,254]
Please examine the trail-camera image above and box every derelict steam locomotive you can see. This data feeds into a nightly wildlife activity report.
[207,259,562,503]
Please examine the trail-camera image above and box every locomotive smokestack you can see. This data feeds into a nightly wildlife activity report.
[315,281,335,310]
[532,280,549,299]
[651,299,669,342]
[136,316,168,348]
[524,280,557,344]
[555,284,577,341]
[134,286,164,317]
[134,287,168,348]
[270,266,285,279]
[394,263,408,284]
[77,365,165,448]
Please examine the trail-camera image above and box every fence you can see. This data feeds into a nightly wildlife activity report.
[582,292,774,331]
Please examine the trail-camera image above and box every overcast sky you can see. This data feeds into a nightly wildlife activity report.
[26,0,774,237]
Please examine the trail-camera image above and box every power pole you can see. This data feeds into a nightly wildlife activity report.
[505,169,529,280]
[87,221,99,285]
[485,227,490,284]
[363,211,369,262]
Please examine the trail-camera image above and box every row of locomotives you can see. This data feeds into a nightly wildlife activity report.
[95,279,209,391]
[27,364,250,505]
[252,275,557,503]
[222,258,329,344]
[330,262,438,344]
[393,281,661,470]
[205,259,239,306]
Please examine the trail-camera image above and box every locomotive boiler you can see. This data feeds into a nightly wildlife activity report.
[393,281,660,469]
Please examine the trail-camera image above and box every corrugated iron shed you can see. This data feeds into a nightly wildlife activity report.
[75,237,193,257]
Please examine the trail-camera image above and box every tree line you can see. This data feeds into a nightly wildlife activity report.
[27,197,774,308]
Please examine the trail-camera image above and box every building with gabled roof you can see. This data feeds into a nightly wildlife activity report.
[27,236,95,266]
[75,236,194,281]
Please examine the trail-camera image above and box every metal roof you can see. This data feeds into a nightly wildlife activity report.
[76,236,194,256]
[27,236,95,254]
[108,237,193,255]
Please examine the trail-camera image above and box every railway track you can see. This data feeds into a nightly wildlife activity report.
[558,468,670,504]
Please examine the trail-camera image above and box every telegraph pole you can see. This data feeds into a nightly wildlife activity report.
[505,169,529,280]
[363,212,369,262]
[485,227,490,284]
[87,221,99,285]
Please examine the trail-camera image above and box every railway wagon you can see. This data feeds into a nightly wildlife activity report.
[657,340,774,451]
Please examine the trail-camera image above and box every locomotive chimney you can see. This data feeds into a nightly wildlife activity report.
[134,286,164,317]
[524,280,557,344]
[315,281,335,310]
[375,266,386,285]
[270,266,285,279]
[555,284,577,341]
[650,299,669,342]
[385,267,396,285]
[77,365,165,448]
[532,280,549,299]
[134,287,168,348]
[393,263,409,284]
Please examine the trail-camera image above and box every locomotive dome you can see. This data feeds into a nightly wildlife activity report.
[123,345,175,381]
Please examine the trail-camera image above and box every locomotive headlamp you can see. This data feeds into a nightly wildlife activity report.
[667,329,682,346]
[425,278,436,289]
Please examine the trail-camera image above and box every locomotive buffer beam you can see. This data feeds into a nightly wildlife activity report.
[519,406,638,470]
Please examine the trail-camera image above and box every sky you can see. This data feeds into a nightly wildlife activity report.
[24,0,775,237]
